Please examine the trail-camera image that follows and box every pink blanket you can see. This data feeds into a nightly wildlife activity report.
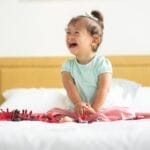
[47,107,137,122]
[0,107,150,123]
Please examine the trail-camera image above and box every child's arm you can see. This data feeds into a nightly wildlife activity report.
[91,73,112,112]
[61,72,82,105]
[62,72,92,116]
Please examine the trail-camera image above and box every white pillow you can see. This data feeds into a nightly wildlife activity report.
[112,78,141,97]
[102,78,141,108]
[0,78,141,112]
[102,85,127,108]
[0,88,68,113]
[131,86,150,112]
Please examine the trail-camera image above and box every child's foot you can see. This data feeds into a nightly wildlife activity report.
[59,116,74,123]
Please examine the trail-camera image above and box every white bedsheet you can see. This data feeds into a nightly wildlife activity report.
[1,86,150,150]
[0,120,150,150]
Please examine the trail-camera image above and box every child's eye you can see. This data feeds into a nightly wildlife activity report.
[65,28,71,35]
[66,31,71,35]
[66,31,71,36]
[75,31,80,35]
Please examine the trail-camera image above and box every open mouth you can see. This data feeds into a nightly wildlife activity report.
[69,43,78,48]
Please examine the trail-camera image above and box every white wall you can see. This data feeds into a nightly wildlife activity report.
[0,0,150,56]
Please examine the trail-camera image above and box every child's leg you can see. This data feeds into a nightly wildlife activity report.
[59,116,75,123]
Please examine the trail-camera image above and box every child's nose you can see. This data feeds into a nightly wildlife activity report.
[67,34,75,41]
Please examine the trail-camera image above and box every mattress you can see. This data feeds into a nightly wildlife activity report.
[0,119,150,150]
[0,86,150,150]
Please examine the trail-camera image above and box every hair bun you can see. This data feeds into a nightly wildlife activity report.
[91,10,104,22]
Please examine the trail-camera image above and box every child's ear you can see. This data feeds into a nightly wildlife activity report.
[92,34,101,45]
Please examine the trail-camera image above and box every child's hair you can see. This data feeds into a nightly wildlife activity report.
[68,10,104,52]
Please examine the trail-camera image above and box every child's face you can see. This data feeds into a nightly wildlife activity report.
[66,19,95,57]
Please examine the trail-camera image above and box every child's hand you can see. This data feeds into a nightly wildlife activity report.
[74,102,88,116]
[84,104,96,115]
[74,102,95,117]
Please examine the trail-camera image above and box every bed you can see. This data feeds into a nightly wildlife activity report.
[0,55,150,150]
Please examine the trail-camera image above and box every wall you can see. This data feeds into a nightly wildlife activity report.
[0,0,150,56]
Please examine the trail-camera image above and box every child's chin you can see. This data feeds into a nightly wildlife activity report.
[69,48,78,55]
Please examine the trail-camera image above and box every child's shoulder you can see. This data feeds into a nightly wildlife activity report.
[95,55,111,64]
[94,55,112,74]
[62,58,76,68]
[63,57,76,64]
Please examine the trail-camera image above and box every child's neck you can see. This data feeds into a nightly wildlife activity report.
[76,54,96,64]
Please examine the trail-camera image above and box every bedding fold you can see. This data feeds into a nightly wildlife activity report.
[1,106,150,123]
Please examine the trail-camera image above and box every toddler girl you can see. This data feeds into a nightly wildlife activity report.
[61,10,112,117]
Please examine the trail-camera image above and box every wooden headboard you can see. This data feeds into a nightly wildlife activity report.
[0,55,150,103]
